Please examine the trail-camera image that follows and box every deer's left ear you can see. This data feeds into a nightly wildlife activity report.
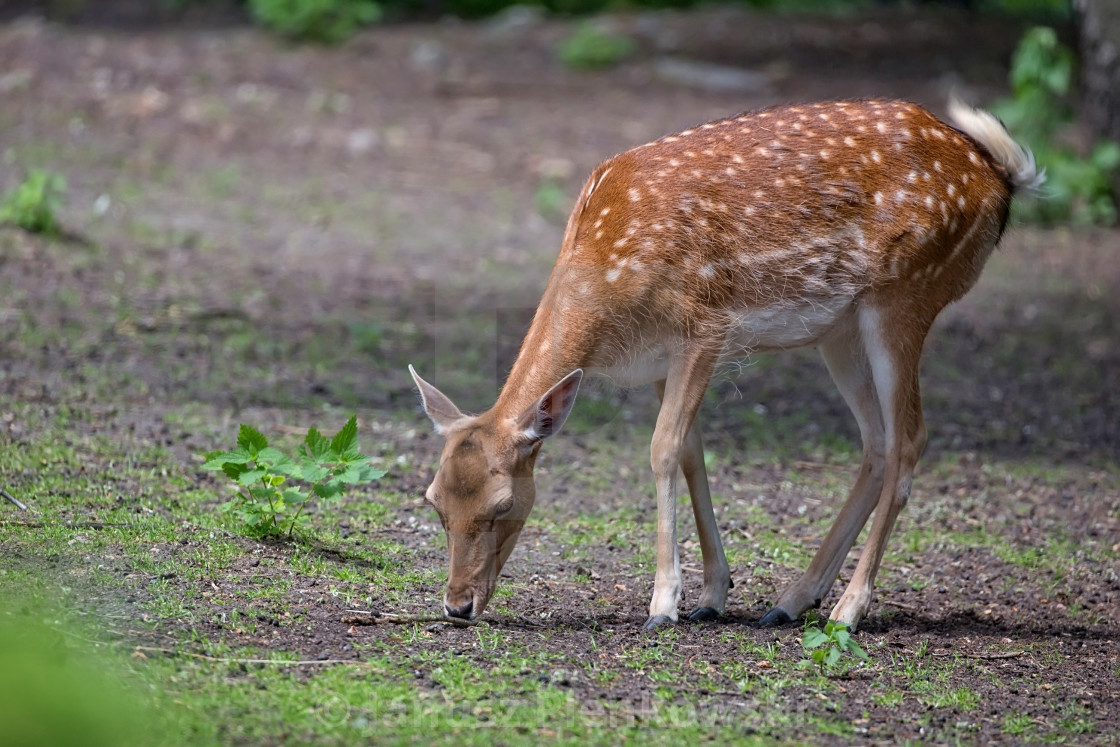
[515,369,583,445]
[409,364,466,435]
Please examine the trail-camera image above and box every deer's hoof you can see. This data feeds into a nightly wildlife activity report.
[686,606,720,622]
[641,614,675,631]
[758,607,794,627]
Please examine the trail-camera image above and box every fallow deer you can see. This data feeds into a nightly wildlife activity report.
[410,98,1042,630]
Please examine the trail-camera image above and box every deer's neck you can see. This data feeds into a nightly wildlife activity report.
[493,285,604,420]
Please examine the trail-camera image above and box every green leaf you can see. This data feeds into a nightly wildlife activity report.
[329,416,360,459]
[203,448,252,469]
[801,628,829,650]
[305,426,332,461]
[825,647,842,667]
[256,446,288,467]
[221,462,250,482]
[236,468,267,486]
[847,639,870,662]
[282,488,307,505]
[237,424,268,455]
[313,481,345,500]
[299,456,329,483]
[270,457,303,479]
[335,463,370,484]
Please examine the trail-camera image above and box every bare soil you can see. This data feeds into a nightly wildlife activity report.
[1,6,1118,743]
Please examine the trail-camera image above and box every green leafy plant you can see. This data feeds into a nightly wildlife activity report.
[203,416,384,538]
[558,24,636,71]
[248,0,381,44]
[799,620,869,672]
[993,26,1120,225]
[0,169,67,235]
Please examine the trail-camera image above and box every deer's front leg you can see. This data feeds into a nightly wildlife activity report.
[655,381,731,622]
[643,347,718,631]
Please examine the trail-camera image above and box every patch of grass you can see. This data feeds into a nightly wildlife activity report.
[1003,711,1035,736]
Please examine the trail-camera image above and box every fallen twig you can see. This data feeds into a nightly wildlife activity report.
[341,610,481,627]
[1,488,27,511]
[132,645,358,665]
[879,599,921,612]
[931,650,1026,660]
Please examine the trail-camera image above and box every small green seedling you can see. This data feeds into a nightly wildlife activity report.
[203,416,384,538]
[0,169,67,235]
[799,620,869,672]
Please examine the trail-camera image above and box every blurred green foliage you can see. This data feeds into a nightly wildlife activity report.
[0,604,153,746]
[557,22,636,69]
[993,27,1120,225]
[248,0,382,43]
[0,169,66,235]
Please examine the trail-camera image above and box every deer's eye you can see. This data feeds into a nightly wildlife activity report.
[495,497,515,516]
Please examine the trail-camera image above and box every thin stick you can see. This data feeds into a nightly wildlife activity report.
[931,650,1026,660]
[133,645,358,665]
[341,611,481,628]
[1,488,27,511]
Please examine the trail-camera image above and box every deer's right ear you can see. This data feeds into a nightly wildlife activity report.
[409,365,465,435]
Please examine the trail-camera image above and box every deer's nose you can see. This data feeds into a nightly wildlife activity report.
[445,599,474,619]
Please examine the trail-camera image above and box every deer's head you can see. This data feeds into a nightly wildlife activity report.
[408,366,582,620]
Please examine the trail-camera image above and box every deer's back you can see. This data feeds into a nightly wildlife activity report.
[557,100,1013,349]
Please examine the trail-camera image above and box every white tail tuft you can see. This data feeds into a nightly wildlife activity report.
[947,97,1045,193]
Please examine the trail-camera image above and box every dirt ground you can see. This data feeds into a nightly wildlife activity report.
[1,5,1119,744]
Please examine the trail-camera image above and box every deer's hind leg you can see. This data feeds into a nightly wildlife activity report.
[760,314,887,626]
[828,303,930,630]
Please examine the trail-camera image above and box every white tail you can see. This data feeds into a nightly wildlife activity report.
[411,98,1038,630]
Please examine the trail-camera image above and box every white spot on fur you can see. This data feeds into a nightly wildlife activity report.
[628,187,641,202]
[613,237,629,248]
[732,154,744,164]
[844,136,856,147]
[957,196,966,209]
[876,121,887,133]
[605,268,620,283]
[894,189,908,203]
[908,171,917,183]
[874,191,883,205]
[600,207,611,216]
[934,160,943,172]
[871,150,882,163]
[924,195,934,208]
[700,263,715,279]
[968,151,981,166]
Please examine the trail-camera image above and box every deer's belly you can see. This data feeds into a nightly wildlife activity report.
[588,296,854,388]
[729,295,855,352]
